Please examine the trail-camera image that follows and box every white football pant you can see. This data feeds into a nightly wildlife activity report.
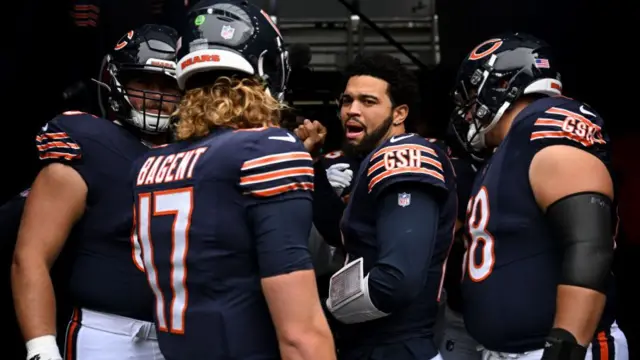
[63,308,164,360]
[481,322,628,360]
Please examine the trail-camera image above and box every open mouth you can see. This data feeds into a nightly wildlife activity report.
[345,120,365,140]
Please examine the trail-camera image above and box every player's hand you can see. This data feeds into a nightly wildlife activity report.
[294,119,327,154]
[326,163,353,196]
[26,336,63,360]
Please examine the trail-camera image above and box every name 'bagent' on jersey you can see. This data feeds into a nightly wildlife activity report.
[135,147,208,186]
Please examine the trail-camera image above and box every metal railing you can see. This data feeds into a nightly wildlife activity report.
[268,0,440,71]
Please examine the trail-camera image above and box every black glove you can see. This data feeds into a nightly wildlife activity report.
[541,328,587,360]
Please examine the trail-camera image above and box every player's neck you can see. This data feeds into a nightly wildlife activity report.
[492,99,532,145]
[382,123,406,144]
[141,132,170,147]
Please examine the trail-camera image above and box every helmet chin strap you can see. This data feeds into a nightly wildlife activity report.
[467,100,512,151]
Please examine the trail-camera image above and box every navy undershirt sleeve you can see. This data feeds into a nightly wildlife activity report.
[248,198,315,278]
[367,183,440,313]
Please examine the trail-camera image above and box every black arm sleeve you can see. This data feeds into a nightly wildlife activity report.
[546,192,614,293]
[249,198,315,278]
[367,183,440,313]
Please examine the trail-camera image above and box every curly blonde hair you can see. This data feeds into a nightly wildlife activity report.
[174,76,286,140]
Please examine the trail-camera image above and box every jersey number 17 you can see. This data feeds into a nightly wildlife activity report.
[132,187,194,334]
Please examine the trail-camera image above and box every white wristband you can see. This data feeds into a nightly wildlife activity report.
[26,335,62,359]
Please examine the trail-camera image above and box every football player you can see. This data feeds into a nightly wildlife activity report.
[311,147,361,247]
[436,149,482,360]
[324,53,457,360]
[130,1,335,359]
[451,33,628,359]
[11,25,180,360]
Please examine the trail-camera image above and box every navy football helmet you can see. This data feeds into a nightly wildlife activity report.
[98,24,180,133]
[176,0,290,101]
[450,33,562,153]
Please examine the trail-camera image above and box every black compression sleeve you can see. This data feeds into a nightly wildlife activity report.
[546,192,614,293]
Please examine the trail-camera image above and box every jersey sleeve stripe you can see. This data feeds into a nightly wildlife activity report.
[368,167,444,193]
[35,131,82,161]
[240,167,314,186]
[240,151,314,198]
[367,155,442,177]
[241,151,311,170]
[35,132,71,141]
[530,130,594,147]
[249,182,314,197]
[545,107,601,130]
[370,143,437,160]
[533,118,564,127]
[531,107,607,146]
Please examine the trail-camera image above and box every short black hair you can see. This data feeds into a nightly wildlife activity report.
[343,53,420,129]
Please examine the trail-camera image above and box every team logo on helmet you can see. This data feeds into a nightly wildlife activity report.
[469,38,503,61]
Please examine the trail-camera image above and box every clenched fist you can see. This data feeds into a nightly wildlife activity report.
[294,119,327,154]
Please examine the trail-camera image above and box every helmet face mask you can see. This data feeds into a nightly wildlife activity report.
[450,33,563,156]
[98,25,180,134]
[176,0,290,101]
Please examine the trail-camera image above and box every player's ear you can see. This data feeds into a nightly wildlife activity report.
[392,104,409,126]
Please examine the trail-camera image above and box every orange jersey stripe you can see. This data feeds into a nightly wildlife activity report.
[249,182,314,197]
[368,167,445,193]
[240,167,314,186]
[241,151,311,170]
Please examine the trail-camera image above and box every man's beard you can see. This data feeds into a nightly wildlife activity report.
[343,115,393,158]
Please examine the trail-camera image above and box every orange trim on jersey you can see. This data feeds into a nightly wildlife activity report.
[36,141,80,151]
[249,182,314,197]
[38,152,80,161]
[240,167,314,186]
[367,156,442,176]
[530,130,592,147]
[241,152,311,170]
[368,167,444,192]
[131,205,145,272]
[233,126,271,132]
[138,192,169,333]
[371,143,437,160]
[545,107,601,130]
[36,132,70,142]
[153,187,194,335]
[533,118,564,127]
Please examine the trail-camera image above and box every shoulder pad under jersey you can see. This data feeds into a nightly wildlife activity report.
[366,133,449,199]
[236,127,314,200]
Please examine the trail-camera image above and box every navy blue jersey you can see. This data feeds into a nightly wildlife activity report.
[132,127,314,360]
[337,134,457,347]
[36,111,155,321]
[461,97,616,352]
[426,139,480,314]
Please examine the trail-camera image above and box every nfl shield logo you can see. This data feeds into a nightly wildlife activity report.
[220,25,236,40]
[398,192,411,207]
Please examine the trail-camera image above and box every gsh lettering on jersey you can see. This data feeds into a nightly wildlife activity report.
[136,147,208,186]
